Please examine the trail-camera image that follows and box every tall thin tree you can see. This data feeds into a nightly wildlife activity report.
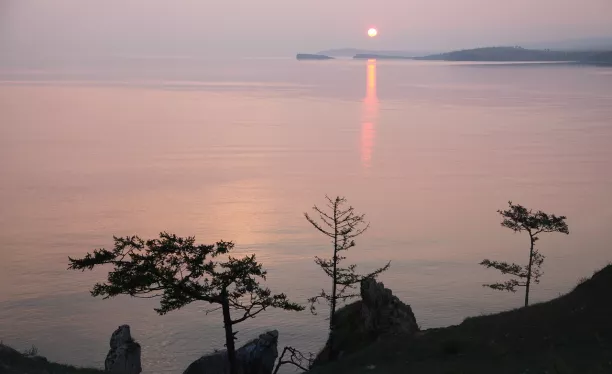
[480,201,569,307]
[305,196,390,360]
[68,233,303,374]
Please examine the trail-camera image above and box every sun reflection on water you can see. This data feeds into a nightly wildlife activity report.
[361,59,379,168]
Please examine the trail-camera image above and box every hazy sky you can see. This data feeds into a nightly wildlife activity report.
[1,0,612,58]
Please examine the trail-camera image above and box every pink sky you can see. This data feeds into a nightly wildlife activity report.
[1,0,611,57]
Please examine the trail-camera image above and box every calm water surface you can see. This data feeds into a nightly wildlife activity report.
[1,58,611,372]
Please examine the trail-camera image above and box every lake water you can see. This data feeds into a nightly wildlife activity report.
[1,58,611,372]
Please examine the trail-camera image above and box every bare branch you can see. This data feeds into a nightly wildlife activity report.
[273,346,314,374]
[304,212,334,238]
[205,306,222,315]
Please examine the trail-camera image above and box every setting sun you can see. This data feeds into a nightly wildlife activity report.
[367,28,378,37]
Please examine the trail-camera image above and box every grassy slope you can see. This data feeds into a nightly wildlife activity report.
[310,265,612,374]
[0,344,103,374]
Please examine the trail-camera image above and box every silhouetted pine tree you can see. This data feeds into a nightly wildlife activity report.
[305,196,390,360]
[481,202,569,307]
[69,233,303,374]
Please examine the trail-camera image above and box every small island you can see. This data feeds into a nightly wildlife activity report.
[353,54,413,60]
[296,53,334,60]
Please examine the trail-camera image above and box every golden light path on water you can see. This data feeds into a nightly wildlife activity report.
[361,59,378,168]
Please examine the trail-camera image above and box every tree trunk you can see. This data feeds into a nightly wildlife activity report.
[330,257,337,332]
[330,252,338,330]
[328,200,339,361]
[524,236,535,307]
[221,290,238,374]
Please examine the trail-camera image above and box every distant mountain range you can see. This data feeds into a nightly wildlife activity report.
[299,47,612,65]
[414,47,602,62]
[521,37,612,51]
[353,53,412,60]
[357,47,612,64]
[315,36,612,58]
[316,48,437,58]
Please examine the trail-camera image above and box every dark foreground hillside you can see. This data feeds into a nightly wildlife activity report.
[2,265,611,374]
[310,264,612,374]
[0,344,103,374]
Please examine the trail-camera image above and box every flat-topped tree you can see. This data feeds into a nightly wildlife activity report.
[481,202,569,307]
[305,196,390,360]
[68,233,303,374]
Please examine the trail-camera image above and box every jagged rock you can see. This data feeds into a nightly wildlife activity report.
[313,280,419,365]
[105,325,142,374]
[184,330,279,374]
[360,278,419,335]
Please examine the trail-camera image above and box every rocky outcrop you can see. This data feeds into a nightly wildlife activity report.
[184,330,279,374]
[313,279,418,365]
[360,278,419,335]
[105,325,142,374]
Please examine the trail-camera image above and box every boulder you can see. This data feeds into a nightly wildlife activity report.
[105,325,142,374]
[313,279,419,365]
[184,330,279,374]
[360,278,419,335]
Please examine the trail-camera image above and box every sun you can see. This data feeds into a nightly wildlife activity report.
[367,28,378,38]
